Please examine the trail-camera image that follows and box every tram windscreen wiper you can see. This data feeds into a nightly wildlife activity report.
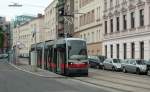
[69,55,87,60]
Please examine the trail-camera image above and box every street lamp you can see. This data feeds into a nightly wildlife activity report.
[8,2,45,8]
[8,2,23,7]
[39,26,51,69]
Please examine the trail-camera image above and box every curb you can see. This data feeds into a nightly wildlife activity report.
[9,63,65,78]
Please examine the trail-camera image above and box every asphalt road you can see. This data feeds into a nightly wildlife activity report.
[0,61,110,92]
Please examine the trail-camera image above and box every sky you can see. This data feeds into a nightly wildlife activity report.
[0,0,53,21]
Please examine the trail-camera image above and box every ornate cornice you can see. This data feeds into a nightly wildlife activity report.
[146,0,150,3]
[128,4,136,11]
[114,10,120,16]
[121,7,127,13]
[137,0,145,7]
[103,14,108,19]
[108,12,113,18]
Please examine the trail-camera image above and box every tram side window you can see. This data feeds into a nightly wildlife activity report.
[56,44,66,52]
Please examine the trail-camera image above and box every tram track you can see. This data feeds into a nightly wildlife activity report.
[67,69,150,92]
[71,77,132,92]
[89,70,150,86]
[87,74,150,90]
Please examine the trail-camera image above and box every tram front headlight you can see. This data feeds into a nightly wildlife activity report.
[69,62,73,65]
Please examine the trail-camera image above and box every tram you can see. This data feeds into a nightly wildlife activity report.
[30,38,89,76]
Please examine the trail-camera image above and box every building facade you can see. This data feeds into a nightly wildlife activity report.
[44,0,58,40]
[103,0,150,60]
[12,15,44,57]
[74,0,103,55]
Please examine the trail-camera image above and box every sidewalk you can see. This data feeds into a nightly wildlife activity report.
[11,58,64,78]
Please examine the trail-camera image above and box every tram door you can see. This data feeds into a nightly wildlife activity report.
[56,44,66,74]
[57,51,61,73]
[57,49,65,74]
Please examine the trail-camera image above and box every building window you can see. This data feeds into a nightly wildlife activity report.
[140,9,144,27]
[123,43,127,59]
[123,0,127,4]
[110,45,113,58]
[92,32,94,42]
[116,44,120,58]
[91,10,95,23]
[110,0,113,8]
[84,34,86,40]
[110,19,113,33]
[131,42,135,59]
[140,41,144,59]
[123,15,127,30]
[116,0,119,6]
[105,21,107,34]
[131,12,135,28]
[104,0,107,10]
[116,17,120,31]
[105,45,107,57]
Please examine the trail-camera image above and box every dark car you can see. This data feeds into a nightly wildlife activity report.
[144,60,150,74]
[88,55,106,69]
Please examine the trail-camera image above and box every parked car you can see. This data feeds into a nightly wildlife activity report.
[122,59,147,74]
[102,58,122,71]
[88,55,106,69]
[144,60,150,74]
[0,54,8,59]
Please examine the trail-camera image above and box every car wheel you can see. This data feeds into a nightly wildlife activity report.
[102,66,105,70]
[136,68,141,75]
[112,67,116,72]
[144,71,148,75]
[96,65,100,69]
[123,67,127,73]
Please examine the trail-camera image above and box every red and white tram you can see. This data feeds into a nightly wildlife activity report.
[30,38,89,76]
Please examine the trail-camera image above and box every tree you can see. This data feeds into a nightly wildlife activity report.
[0,27,4,48]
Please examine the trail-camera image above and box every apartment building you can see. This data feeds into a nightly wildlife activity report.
[103,0,150,60]
[74,0,103,55]
[44,0,58,41]
[13,15,44,57]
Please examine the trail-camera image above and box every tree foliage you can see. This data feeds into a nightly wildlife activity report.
[0,27,4,48]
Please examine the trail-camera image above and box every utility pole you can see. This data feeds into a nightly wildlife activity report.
[42,41,45,69]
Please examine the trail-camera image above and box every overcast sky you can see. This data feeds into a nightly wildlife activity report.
[0,0,53,21]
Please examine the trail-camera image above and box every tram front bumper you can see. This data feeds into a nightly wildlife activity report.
[67,68,88,75]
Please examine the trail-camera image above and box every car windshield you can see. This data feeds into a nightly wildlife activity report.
[89,56,99,60]
[136,60,146,65]
[98,56,106,62]
[113,59,121,63]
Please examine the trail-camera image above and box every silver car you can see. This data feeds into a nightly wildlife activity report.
[103,58,122,71]
[122,59,147,74]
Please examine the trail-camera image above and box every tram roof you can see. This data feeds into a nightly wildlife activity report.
[45,40,54,46]
[64,38,86,41]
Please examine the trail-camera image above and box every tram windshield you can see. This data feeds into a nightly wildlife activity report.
[67,40,87,60]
